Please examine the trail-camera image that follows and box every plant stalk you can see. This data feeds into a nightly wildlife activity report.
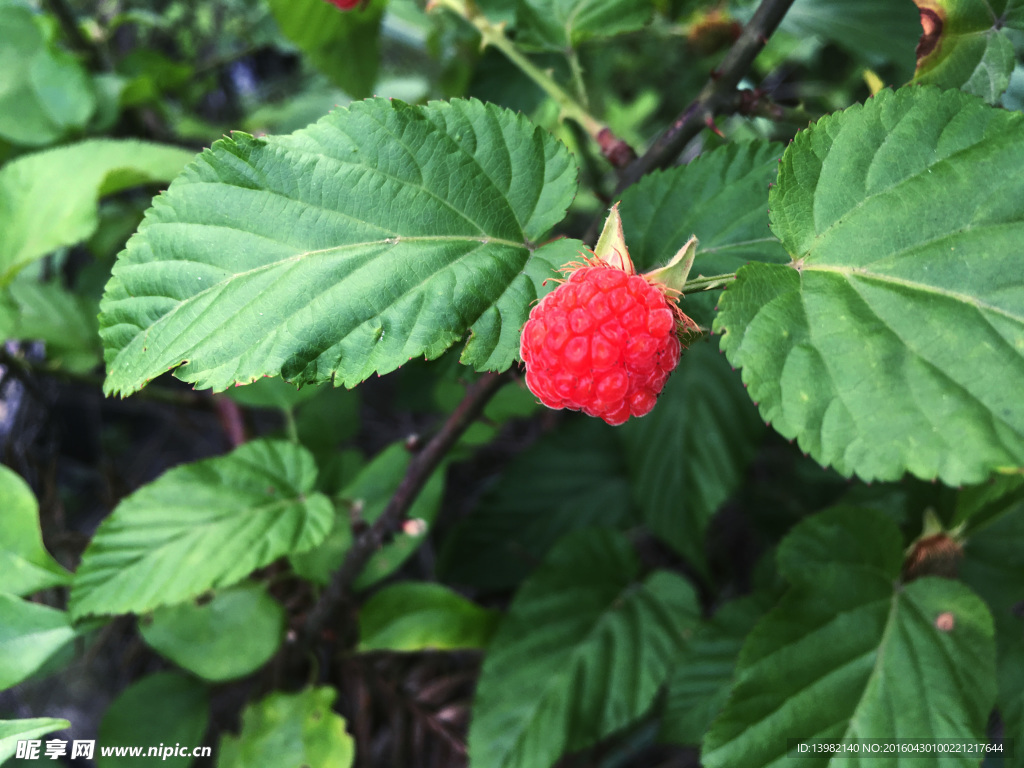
[615,0,798,193]
[302,370,510,646]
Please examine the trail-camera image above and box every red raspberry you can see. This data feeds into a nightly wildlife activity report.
[325,0,361,9]
[520,261,683,426]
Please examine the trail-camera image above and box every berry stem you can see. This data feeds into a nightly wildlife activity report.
[680,272,737,294]
[428,0,635,168]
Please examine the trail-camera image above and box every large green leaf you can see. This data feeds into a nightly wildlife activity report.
[0,594,77,691]
[515,0,654,51]
[913,0,1024,103]
[289,442,445,590]
[140,583,284,681]
[69,440,333,620]
[97,672,209,768]
[0,276,101,373]
[100,98,579,396]
[0,719,71,764]
[0,465,70,596]
[467,528,700,768]
[621,339,764,571]
[0,1,94,147]
[703,506,997,768]
[357,582,499,652]
[267,0,385,99]
[0,139,194,284]
[618,141,788,328]
[217,687,354,768]
[438,418,633,590]
[714,86,1024,484]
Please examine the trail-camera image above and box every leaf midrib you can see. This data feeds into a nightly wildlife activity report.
[127,232,525,364]
[801,263,1024,326]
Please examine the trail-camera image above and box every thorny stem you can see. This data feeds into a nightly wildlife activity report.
[615,0,798,193]
[428,0,636,167]
[302,371,510,646]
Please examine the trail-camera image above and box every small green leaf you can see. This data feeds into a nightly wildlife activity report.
[913,0,1024,103]
[467,528,700,768]
[97,672,209,768]
[0,139,194,284]
[217,687,354,768]
[619,141,787,327]
[69,439,333,620]
[0,1,95,146]
[516,0,653,51]
[703,507,997,768]
[621,339,764,572]
[438,418,634,590]
[715,87,1024,484]
[100,99,578,396]
[0,465,70,596]
[0,594,76,691]
[660,595,769,746]
[358,582,499,652]
[290,443,444,590]
[140,583,285,682]
[0,719,71,764]
[0,276,101,373]
[267,0,385,99]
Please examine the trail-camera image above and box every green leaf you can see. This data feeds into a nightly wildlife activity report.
[139,583,285,681]
[290,442,444,590]
[467,528,700,768]
[0,594,76,691]
[660,595,769,746]
[960,501,1024,757]
[0,719,71,764]
[97,672,209,768]
[0,276,101,373]
[0,1,95,146]
[217,686,354,768]
[0,465,70,596]
[358,582,499,652]
[515,0,653,51]
[267,0,385,99]
[0,139,194,284]
[913,0,1024,103]
[703,506,997,768]
[618,141,788,328]
[69,439,333,620]
[438,418,633,590]
[621,339,764,572]
[714,86,1024,484]
[99,98,579,396]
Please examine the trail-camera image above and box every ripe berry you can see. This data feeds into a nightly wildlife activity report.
[325,0,361,10]
[520,261,685,426]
